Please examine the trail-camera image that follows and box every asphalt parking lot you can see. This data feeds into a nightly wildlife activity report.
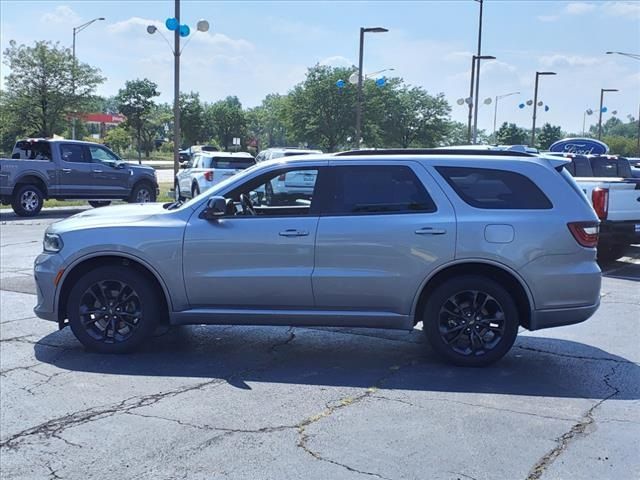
[1,208,638,480]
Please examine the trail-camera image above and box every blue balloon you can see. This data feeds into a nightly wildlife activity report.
[601,106,607,113]
[544,105,550,112]
[519,103,525,109]
[179,24,190,37]
[336,79,345,88]
[165,17,178,31]
[375,77,386,87]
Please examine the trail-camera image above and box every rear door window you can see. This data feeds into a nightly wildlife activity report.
[60,144,90,163]
[436,166,552,210]
[325,165,436,215]
[11,141,51,160]
[589,158,619,177]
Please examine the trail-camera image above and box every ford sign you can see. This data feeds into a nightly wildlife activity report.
[548,138,609,155]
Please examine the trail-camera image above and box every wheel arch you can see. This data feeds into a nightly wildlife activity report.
[412,260,534,329]
[13,174,48,198]
[56,253,172,329]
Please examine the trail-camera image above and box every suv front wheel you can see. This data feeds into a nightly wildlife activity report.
[67,265,159,353]
[422,275,519,367]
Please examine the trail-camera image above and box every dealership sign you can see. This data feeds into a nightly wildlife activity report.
[548,138,609,155]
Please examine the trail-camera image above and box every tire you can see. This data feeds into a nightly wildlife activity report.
[597,243,627,263]
[129,182,156,203]
[11,184,44,217]
[89,201,111,208]
[175,181,184,201]
[192,183,200,198]
[422,275,519,367]
[67,265,160,353]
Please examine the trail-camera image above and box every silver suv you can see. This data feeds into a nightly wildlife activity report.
[34,149,601,366]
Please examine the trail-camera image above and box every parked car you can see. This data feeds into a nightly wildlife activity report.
[175,151,255,200]
[35,148,601,366]
[560,154,640,261]
[0,139,159,216]
[255,147,323,162]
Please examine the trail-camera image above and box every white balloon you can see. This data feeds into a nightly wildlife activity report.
[348,72,359,85]
[483,97,492,105]
[196,19,210,32]
[457,98,465,105]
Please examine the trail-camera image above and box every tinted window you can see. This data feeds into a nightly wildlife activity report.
[326,165,436,215]
[437,166,552,210]
[60,144,88,163]
[12,141,51,160]
[590,158,619,177]
[204,156,255,169]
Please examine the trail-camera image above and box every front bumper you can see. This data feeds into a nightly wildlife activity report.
[529,301,600,331]
[33,252,64,323]
[599,220,640,246]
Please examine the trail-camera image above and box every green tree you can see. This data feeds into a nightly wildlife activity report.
[103,126,131,155]
[246,94,291,150]
[1,40,104,138]
[536,123,563,150]
[115,79,160,162]
[496,122,528,145]
[180,92,205,146]
[602,135,639,156]
[205,96,246,150]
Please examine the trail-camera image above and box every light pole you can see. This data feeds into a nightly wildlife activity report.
[355,26,388,148]
[466,0,484,144]
[71,17,105,139]
[471,55,495,143]
[606,51,640,154]
[583,108,594,136]
[598,88,618,140]
[493,91,520,137]
[531,71,556,147]
[147,1,209,178]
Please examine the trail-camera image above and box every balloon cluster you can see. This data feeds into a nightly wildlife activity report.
[518,100,550,112]
[335,75,387,92]
[166,17,190,37]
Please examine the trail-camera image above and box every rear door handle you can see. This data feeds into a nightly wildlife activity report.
[62,168,72,173]
[279,229,309,237]
[415,227,447,235]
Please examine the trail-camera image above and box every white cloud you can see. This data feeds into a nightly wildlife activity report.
[192,32,254,52]
[40,5,81,25]
[319,55,353,68]
[537,15,560,22]
[565,2,597,15]
[539,54,600,67]
[107,17,161,34]
[602,1,640,18]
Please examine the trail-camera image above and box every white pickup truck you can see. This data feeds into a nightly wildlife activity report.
[563,154,640,260]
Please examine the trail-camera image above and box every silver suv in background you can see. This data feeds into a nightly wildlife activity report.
[175,151,255,199]
[34,149,601,366]
[255,147,323,162]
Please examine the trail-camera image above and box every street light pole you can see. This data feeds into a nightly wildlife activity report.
[173,0,181,179]
[493,91,520,138]
[598,88,618,140]
[605,51,639,155]
[355,26,388,149]
[466,56,476,143]
[472,55,495,143]
[71,17,105,139]
[531,71,556,147]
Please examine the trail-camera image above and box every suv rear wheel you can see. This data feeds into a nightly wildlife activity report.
[12,184,44,217]
[422,275,519,367]
[67,265,159,353]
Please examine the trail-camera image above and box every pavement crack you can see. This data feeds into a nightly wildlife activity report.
[0,240,38,248]
[448,472,478,480]
[295,359,416,480]
[46,462,62,480]
[525,364,621,480]
[269,327,296,355]
[514,345,636,365]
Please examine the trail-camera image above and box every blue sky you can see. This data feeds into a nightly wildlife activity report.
[1,1,639,135]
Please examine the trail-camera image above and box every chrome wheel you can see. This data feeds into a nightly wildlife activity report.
[78,280,142,344]
[438,290,506,357]
[136,187,151,203]
[21,190,40,212]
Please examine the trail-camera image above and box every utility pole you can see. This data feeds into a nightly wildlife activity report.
[173,0,181,178]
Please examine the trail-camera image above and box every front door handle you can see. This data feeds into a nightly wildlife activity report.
[279,229,309,237]
[62,168,72,173]
[93,169,103,173]
[415,227,447,235]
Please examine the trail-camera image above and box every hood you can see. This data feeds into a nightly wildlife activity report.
[48,202,171,233]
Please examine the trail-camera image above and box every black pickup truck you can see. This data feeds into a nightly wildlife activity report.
[0,139,158,216]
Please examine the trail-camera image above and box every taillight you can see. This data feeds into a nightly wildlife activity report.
[278,174,286,181]
[568,222,599,248]
[204,171,214,182]
[591,187,608,220]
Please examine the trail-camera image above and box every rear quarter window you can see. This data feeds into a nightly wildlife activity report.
[436,166,553,210]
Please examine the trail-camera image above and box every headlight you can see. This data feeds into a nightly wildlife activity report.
[43,233,63,253]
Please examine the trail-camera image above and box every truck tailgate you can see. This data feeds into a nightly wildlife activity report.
[608,181,640,221]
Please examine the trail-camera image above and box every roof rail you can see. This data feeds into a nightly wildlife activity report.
[334,148,537,158]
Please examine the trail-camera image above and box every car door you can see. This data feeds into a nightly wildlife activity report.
[182,163,327,308]
[312,160,457,317]
[87,144,129,197]
[180,154,199,194]
[57,143,94,197]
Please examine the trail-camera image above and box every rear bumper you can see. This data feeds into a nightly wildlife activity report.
[529,301,600,331]
[599,220,640,246]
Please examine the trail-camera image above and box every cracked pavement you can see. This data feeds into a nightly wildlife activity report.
[1,211,639,479]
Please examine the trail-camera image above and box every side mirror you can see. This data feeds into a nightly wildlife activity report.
[201,196,227,220]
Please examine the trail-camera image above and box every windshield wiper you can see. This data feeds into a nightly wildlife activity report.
[163,200,183,210]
